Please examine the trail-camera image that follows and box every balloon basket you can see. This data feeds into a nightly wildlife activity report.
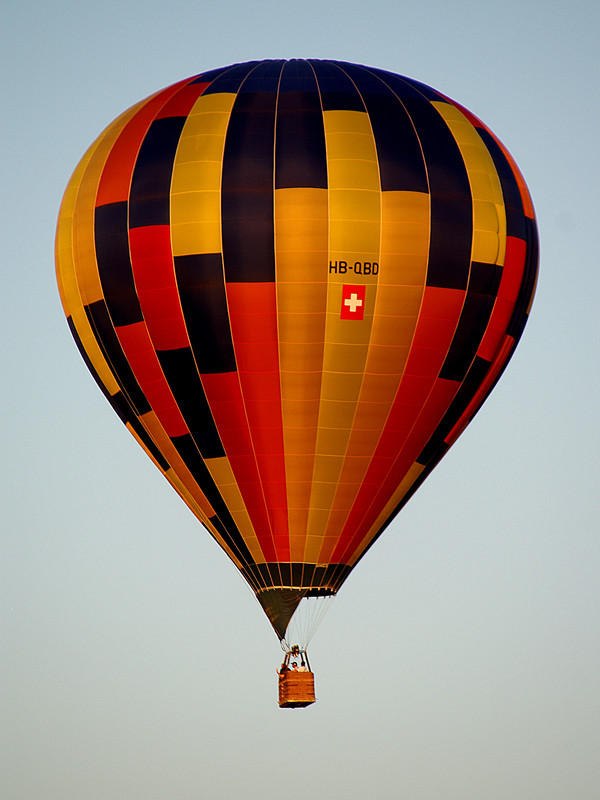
[277,646,316,708]
[278,670,316,708]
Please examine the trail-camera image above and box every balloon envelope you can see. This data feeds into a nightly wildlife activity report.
[56,59,538,639]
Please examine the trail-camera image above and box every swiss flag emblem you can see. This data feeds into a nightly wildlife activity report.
[340,284,366,320]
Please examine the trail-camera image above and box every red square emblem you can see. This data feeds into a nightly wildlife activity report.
[340,284,366,320]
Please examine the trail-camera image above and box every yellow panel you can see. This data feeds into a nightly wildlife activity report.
[302,111,384,554]
[168,160,222,192]
[203,456,264,560]
[320,189,430,543]
[279,342,325,370]
[320,371,364,402]
[175,132,229,162]
[433,102,506,266]
[283,430,320,456]
[329,188,380,221]
[311,457,344,490]
[347,462,426,566]
[170,221,222,256]
[327,159,381,190]
[370,314,419,345]
[56,112,141,396]
[280,372,322,400]
[70,308,121,396]
[303,535,325,561]
[188,92,237,115]
[276,217,329,252]
[137,411,213,511]
[171,93,235,257]
[277,282,328,315]
[329,218,380,255]
[382,190,430,225]
[321,342,370,372]
[275,188,329,557]
[317,400,359,429]
[171,190,221,224]
[315,427,355,456]
[71,109,139,308]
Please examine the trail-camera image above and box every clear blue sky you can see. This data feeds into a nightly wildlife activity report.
[3,1,599,798]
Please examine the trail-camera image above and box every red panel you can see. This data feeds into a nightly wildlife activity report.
[446,335,514,447]
[418,286,465,320]
[155,82,209,119]
[331,377,460,564]
[477,236,526,361]
[115,322,188,437]
[500,237,527,298]
[201,371,277,561]
[325,342,442,558]
[95,78,192,207]
[234,345,280,373]
[226,283,289,559]
[129,226,189,351]
[404,286,465,377]
[227,283,278,316]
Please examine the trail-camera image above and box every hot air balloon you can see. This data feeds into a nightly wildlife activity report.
[56,59,538,708]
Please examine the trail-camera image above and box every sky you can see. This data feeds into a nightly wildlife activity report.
[2,1,599,798]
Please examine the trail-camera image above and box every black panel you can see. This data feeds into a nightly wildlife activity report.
[328,563,352,591]
[310,564,326,587]
[237,59,284,92]
[389,73,447,103]
[67,315,129,421]
[174,253,236,373]
[278,562,292,587]
[440,261,501,382]
[123,407,171,471]
[201,61,260,94]
[340,64,429,193]
[95,202,143,327]
[157,347,224,459]
[170,433,253,563]
[66,322,170,471]
[417,356,490,465]
[85,300,150,414]
[275,60,327,190]
[191,64,236,85]
[440,292,495,381]
[243,564,262,592]
[240,562,351,591]
[221,63,283,282]
[373,72,472,290]
[310,60,365,112]
[129,116,186,229]
[413,109,472,287]
[508,216,539,340]
[477,128,527,241]
[366,66,439,102]
[257,563,273,587]
[291,562,304,587]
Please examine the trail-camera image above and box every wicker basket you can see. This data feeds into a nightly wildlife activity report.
[278,670,316,708]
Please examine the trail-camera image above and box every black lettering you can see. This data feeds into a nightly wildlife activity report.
[354,261,362,275]
[339,260,347,274]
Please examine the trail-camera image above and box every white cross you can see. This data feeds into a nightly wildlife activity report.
[344,293,363,313]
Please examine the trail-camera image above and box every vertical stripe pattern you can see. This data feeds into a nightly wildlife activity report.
[56,59,538,616]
